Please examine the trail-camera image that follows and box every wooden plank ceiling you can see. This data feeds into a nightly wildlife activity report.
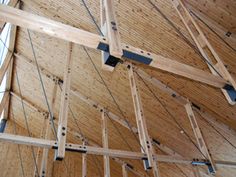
[0,0,236,176]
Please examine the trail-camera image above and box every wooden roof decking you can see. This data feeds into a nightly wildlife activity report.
[0,0,236,176]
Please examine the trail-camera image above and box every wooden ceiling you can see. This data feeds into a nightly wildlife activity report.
[0,0,236,176]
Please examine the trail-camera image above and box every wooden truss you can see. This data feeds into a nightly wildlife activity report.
[128,63,160,176]
[8,51,236,176]
[56,42,73,159]
[1,4,235,91]
[171,0,236,104]
[185,101,216,174]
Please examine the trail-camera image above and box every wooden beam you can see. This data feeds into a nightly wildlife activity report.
[0,5,231,89]
[185,101,216,174]
[122,43,229,89]
[0,0,18,33]
[102,109,110,177]
[56,42,73,160]
[171,0,236,104]
[0,133,236,168]
[127,63,160,176]
[103,0,123,58]
[0,5,106,49]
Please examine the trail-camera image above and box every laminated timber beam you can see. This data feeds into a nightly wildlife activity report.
[0,5,233,89]
[171,0,236,104]
[127,63,160,177]
[185,101,216,174]
[56,42,73,160]
[0,133,236,168]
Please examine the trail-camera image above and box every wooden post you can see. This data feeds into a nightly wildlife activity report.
[171,0,236,104]
[82,141,87,177]
[39,82,58,176]
[2,3,19,121]
[102,109,110,177]
[185,101,216,174]
[56,42,73,160]
[127,63,160,177]
[122,164,128,177]
[34,113,48,177]
[103,0,123,58]
[100,0,123,70]
[100,0,114,71]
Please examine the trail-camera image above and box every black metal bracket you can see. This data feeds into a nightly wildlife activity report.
[97,42,153,68]
[0,119,7,133]
[191,159,215,174]
[223,84,236,102]
[97,42,121,68]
